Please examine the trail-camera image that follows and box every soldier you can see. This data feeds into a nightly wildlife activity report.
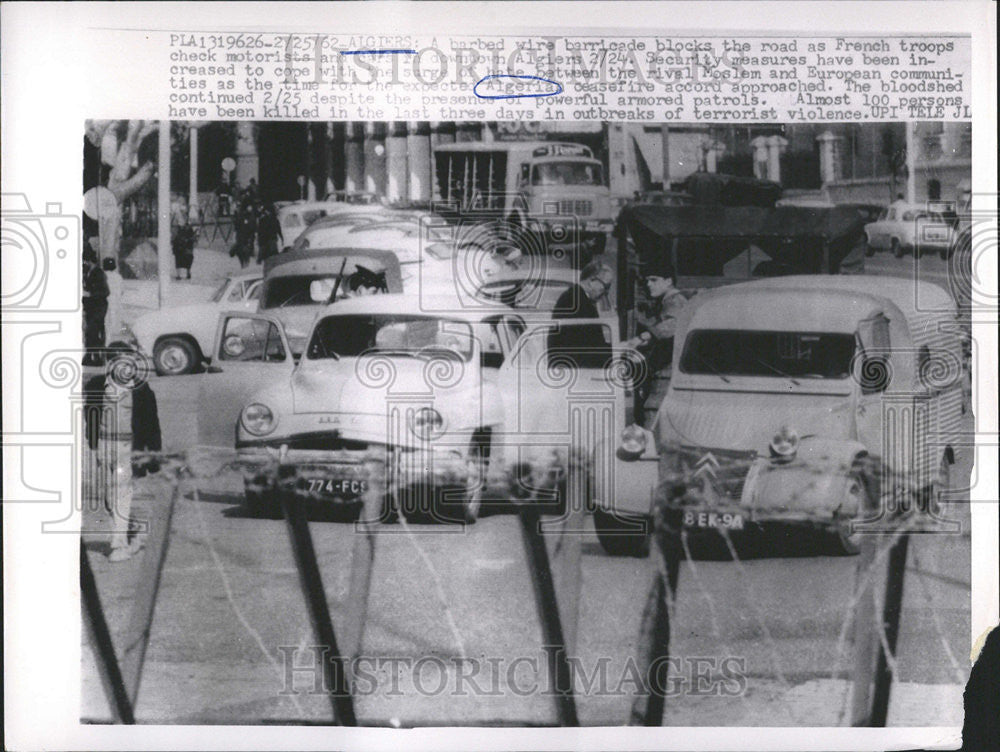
[625,272,694,424]
[624,273,691,357]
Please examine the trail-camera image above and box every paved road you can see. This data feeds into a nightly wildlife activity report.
[85,249,973,726]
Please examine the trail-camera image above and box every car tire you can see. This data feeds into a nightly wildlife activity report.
[864,239,876,257]
[593,507,651,558]
[828,458,879,556]
[153,337,198,376]
[891,237,904,259]
[830,473,866,555]
[460,429,492,523]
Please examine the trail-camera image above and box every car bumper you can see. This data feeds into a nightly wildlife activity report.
[238,445,473,502]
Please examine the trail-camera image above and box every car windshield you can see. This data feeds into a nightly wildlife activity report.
[307,314,476,361]
[532,161,603,186]
[209,278,231,303]
[680,329,857,380]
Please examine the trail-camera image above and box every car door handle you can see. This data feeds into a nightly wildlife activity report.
[206,365,224,374]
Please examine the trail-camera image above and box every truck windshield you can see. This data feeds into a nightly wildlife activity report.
[307,315,475,361]
[532,161,603,186]
[679,330,857,380]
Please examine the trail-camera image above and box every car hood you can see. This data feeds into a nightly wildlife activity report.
[291,355,478,422]
[656,387,855,454]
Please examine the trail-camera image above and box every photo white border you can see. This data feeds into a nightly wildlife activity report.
[2,2,996,750]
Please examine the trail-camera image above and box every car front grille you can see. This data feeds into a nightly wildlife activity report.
[558,200,593,217]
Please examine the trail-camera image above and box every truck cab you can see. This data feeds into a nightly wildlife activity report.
[433,141,614,255]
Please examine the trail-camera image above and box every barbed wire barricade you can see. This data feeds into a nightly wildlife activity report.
[80,430,969,727]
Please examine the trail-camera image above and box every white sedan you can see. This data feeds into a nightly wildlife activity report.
[864,201,956,259]
[130,271,262,375]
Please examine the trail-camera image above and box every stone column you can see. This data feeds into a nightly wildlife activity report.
[765,135,788,183]
[750,136,770,181]
[385,122,408,204]
[188,125,199,222]
[816,130,841,184]
[407,122,432,202]
[344,122,365,193]
[326,122,343,194]
[363,122,387,198]
[235,121,259,189]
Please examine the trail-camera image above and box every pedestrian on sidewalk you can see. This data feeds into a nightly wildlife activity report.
[172,220,197,279]
[232,198,257,268]
[256,202,282,262]
[82,246,109,366]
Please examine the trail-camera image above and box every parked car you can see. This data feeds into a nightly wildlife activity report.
[278,201,388,250]
[473,267,612,318]
[864,201,956,259]
[130,271,262,375]
[324,190,383,205]
[257,248,406,354]
[197,296,651,526]
[601,275,964,556]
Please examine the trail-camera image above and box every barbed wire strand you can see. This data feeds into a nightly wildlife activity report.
[395,511,470,661]
[190,482,307,716]
[678,530,758,717]
[909,547,967,685]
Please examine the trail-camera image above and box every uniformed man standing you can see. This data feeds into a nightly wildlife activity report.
[625,273,691,356]
[625,273,693,424]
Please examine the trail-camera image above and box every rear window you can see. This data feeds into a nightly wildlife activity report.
[680,329,857,380]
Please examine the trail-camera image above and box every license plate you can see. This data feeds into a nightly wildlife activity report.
[303,478,368,499]
[683,510,745,530]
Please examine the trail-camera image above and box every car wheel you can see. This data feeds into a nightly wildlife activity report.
[864,239,876,257]
[593,507,651,558]
[153,337,198,376]
[460,430,492,523]
[891,237,904,258]
[830,472,867,555]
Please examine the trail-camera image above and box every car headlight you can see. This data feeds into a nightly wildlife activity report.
[242,403,276,436]
[618,424,648,460]
[769,426,799,461]
[409,407,445,440]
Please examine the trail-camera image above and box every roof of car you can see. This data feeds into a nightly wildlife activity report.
[264,247,403,276]
[689,275,955,332]
[317,292,508,320]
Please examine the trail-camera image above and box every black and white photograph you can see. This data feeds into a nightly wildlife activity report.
[76,117,977,727]
[2,3,996,750]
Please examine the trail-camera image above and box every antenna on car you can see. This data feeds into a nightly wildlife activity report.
[327,257,349,303]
